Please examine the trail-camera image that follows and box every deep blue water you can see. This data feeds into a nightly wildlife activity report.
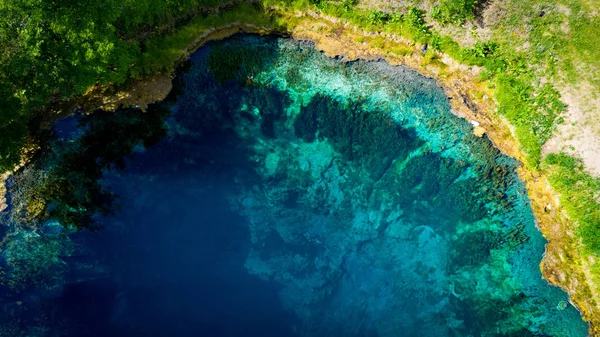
[0,35,589,336]
[60,177,299,337]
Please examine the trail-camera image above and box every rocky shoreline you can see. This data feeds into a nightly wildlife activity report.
[1,8,596,335]
[285,15,598,332]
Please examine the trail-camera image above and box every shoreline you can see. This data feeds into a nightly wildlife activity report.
[2,9,597,335]
[285,15,599,332]
[96,16,599,330]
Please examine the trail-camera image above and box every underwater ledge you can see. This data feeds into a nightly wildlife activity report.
[0,9,596,337]
[71,13,599,334]
[2,33,587,336]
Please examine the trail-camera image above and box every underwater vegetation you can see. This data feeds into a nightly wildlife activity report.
[10,106,170,231]
[0,35,588,336]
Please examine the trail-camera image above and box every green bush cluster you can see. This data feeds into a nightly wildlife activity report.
[431,0,480,25]
[0,0,248,172]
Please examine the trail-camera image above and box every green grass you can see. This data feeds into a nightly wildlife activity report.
[431,0,480,25]
[267,0,564,169]
[262,0,600,276]
[544,153,600,254]
[480,0,600,88]
[544,153,600,290]
[134,2,281,76]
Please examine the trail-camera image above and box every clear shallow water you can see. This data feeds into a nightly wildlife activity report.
[0,35,588,336]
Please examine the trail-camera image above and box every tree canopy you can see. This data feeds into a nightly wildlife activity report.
[0,0,230,171]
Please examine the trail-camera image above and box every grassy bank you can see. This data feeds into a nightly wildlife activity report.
[2,0,600,333]
[257,0,600,330]
[0,0,276,172]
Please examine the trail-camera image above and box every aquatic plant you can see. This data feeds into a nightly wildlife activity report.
[2,32,589,337]
[0,228,73,293]
[11,105,169,230]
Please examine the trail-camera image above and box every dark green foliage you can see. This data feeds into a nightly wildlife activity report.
[471,40,498,59]
[0,81,28,170]
[28,105,169,230]
[341,0,357,12]
[430,33,442,50]
[0,0,240,171]
[208,42,276,84]
[406,7,431,41]
[368,11,391,25]
[432,0,479,25]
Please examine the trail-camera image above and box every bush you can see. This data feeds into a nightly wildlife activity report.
[432,0,479,25]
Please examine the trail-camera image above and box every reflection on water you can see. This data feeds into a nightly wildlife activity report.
[0,35,588,336]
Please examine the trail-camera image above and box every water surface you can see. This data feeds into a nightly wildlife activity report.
[0,35,588,337]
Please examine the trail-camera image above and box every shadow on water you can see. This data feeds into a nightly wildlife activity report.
[40,97,301,336]
[1,36,300,336]
[54,181,298,337]
[2,34,589,337]
[44,68,300,336]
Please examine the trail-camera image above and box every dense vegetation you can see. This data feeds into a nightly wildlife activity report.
[275,0,600,300]
[1,0,599,312]
[0,0,255,172]
[544,153,600,290]
[431,0,480,24]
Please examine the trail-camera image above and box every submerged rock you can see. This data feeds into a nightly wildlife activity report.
[1,35,588,336]
[161,35,586,337]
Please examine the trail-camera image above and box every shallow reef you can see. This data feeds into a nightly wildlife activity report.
[0,35,588,336]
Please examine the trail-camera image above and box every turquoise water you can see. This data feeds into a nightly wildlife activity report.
[0,35,588,336]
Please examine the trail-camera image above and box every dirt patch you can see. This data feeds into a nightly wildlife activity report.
[543,80,600,177]
[85,75,174,112]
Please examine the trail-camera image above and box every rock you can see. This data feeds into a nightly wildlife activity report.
[0,173,7,212]
[474,126,486,137]
[557,300,568,311]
